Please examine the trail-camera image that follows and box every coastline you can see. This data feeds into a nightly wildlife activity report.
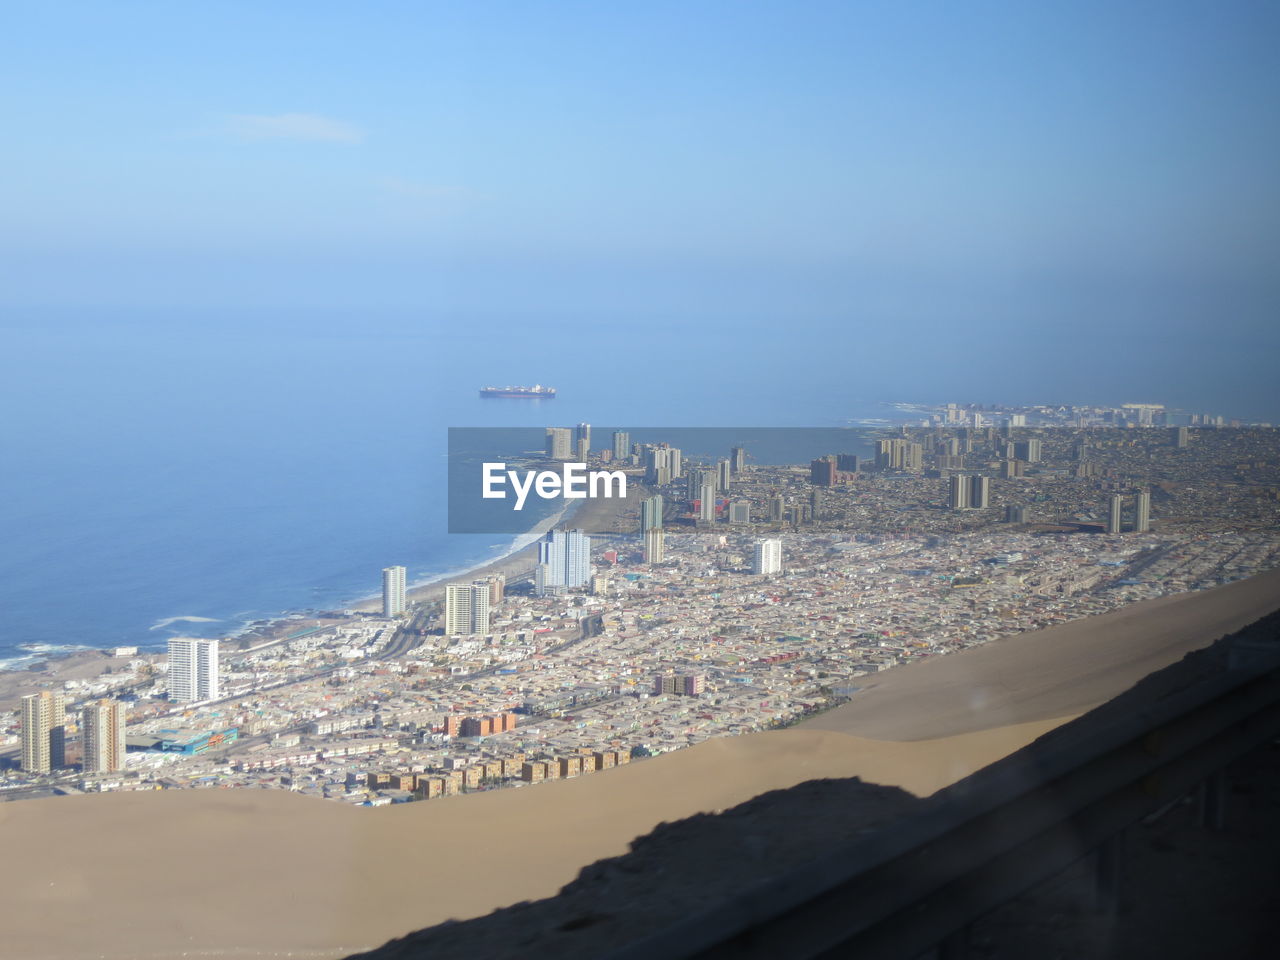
[0,483,645,711]
[351,480,645,612]
[9,568,1280,959]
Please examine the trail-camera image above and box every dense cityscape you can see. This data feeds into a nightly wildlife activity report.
[5,400,1279,809]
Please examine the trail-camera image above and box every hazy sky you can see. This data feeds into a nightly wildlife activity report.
[2,2,1278,412]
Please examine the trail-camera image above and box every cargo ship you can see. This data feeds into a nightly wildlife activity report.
[479,384,557,399]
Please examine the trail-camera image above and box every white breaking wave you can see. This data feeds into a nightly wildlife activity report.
[149,615,222,631]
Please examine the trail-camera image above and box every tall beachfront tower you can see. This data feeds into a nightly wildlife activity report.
[753,538,782,576]
[445,583,492,636]
[574,423,591,460]
[612,430,630,461]
[168,638,219,702]
[82,699,127,773]
[535,529,591,596]
[20,691,66,773]
[382,565,407,617]
[545,427,572,460]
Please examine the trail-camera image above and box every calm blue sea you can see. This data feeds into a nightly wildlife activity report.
[0,311,892,666]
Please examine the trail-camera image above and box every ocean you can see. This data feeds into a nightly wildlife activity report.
[0,311,888,666]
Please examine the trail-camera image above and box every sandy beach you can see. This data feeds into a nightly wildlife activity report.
[1,565,1276,960]
[0,484,646,716]
[350,481,645,613]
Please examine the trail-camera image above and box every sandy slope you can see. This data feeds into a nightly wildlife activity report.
[2,569,1276,959]
[0,719,1067,960]
[804,566,1280,740]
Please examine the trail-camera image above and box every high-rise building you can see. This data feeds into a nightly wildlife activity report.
[168,638,219,702]
[545,427,572,460]
[382,565,407,617]
[612,431,630,461]
[809,457,836,486]
[20,691,65,773]
[485,574,505,606]
[698,483,717,522]
[969,476,991,509]
[1107,494,1124,534]
[1005,504,1029,524]
[948,475,970,510]
[836,454,860,473]
[535,529,591,595]
[445,583,492,635]
[643,527,665,563]
[82,699,127,773]
[573,423,591,455]
[876,438,905,470]
[753,538,782,575]
[686,468,708,501]
[1013,439,1042,463]
[903,442,923,472]
[769,495,785,522]
[1174,427,1189,449]
[729,500,751,523]
[876,439,922,471]
[643,447,680,485]
[640,495,664,532]
[730,446,747,475]
[1000,459,1024,479]
[716,458,732,491]
[1135,489,1151,533]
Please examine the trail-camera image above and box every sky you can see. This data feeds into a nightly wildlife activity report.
[2,1,1278,415]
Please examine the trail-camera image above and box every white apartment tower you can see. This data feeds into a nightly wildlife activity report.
[1135,489,1151,533]
[20,691,66,773]
[1107,494,1124,534]
[753,538,783,576]
[698,483,717,522]
[644,527,665,563]
[82,699,128,773]
[545,427,573,460]
[535,529,592,596]
[382,565,407,617]
[445,582,492,636]
[168,638,219,702]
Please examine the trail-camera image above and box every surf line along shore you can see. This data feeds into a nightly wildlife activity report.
[0,483,644,717]
[350,479,647,613]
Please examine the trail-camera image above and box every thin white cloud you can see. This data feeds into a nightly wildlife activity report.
[223,113,364,143]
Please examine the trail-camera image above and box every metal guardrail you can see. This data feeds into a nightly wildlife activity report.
[602,642,1280,960]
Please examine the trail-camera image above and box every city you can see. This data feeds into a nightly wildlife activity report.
[5,403,1279,811]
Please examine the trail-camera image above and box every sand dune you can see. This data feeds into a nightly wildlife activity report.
[3,569,1277,959]
[0,719,1067,960]
[804,566,1280,741]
